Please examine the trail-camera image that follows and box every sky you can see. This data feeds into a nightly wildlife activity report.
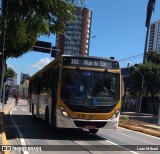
[6,0,160,84]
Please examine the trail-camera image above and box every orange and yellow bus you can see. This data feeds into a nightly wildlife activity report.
[28,55,121,133]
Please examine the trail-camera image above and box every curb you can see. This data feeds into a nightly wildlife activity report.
[0,112,9,154]
[3,103,14,115]
[0,102,14,154]
[119,123,160,138]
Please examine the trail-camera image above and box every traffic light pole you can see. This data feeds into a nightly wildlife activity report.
[0,63,6,109]
[0,20,6,109]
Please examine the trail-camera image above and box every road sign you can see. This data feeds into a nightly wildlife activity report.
[5,78,14,85]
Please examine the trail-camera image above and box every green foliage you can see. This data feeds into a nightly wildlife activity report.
[1,0,76,58]
[131,51,160,97]
[130,51,160,114]
[5,67,16,78]
[119,116,129,121]
[146,51,160,64]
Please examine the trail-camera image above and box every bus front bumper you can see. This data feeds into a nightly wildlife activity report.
[56,113,119,130]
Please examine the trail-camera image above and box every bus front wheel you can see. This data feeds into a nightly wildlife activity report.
[45,106,49,124]
[89,129,99,134]
[32,103,34,115]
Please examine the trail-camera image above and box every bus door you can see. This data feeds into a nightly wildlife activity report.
[51,66,59,126]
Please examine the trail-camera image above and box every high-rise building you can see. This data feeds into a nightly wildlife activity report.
[148,20,160,52]
[55,6,92,56]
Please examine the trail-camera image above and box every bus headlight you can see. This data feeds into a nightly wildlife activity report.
[59,106,70,118]
[111,110,120,119]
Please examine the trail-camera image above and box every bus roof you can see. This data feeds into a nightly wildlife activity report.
[31,55,119,79]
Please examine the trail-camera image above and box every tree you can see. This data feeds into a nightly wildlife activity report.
[0,0,76,58]
[131,51,160,114]
[146,50,160,64]
[5,67,16,78]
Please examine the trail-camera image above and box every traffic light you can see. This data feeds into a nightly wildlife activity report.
[33,41,52,53]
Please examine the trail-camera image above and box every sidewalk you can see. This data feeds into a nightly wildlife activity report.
[0,97,15,151]
[120,111,160,130]
[0,98,14,112]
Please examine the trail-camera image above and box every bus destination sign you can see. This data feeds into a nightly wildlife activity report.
[63,57,119,69]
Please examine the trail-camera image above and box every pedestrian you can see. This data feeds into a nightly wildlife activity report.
[14,93,19,105]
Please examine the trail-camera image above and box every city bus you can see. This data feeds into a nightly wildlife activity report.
[28,55,121,134]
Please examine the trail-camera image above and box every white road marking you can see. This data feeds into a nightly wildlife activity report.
[12,108,17,111]
[119,127,160,140]
[105,140,139,154]
[20,108,27,112]
[10,109,29,154]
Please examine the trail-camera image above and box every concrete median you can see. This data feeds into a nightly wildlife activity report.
[119,123,160,138]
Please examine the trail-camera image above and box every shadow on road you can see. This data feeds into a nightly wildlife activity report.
[3,114,106,141]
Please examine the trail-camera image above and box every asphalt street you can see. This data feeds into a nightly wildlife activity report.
[1,99,160,154]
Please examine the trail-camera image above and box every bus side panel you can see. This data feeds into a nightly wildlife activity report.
[39,92,48,121]
[31,93,38,116]
[38,91,52,121]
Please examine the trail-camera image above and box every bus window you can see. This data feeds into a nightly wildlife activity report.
[61,69,91,105]
[92,72,119,100]
[61,69,119,106]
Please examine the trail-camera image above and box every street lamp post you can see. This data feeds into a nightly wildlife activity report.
[60,33,75,55]
[122,61,144,113]
[59,33,96,56]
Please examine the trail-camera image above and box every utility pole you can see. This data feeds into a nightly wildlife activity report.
[0,0,7,108]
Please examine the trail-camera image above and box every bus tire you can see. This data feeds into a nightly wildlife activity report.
[45,106,49,125]
[32,103,34,115]
[32,103,37,120]
[89,129,99,134]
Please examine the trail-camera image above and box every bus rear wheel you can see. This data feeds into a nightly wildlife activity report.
[89,129,99,134]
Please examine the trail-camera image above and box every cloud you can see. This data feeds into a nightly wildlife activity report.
[30,58,52,71]
[7,63,18,73]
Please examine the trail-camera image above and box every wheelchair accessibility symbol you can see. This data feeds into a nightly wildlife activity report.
[92,99,99,105]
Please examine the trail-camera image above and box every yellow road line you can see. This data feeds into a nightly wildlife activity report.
[0,102,14,154]
[3,103,14,114]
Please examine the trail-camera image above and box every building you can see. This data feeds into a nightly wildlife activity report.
[148,20,160,52]
[20,73,30,85]
[19,79,29,99]
[55,6,92,56]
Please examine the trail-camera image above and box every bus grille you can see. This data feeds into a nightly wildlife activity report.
[74,121,107,128]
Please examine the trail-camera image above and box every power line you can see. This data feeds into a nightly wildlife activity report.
[118,53,143,62]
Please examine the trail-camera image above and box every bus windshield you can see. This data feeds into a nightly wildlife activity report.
[61,68,119,106]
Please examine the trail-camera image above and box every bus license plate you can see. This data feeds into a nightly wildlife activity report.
[85,125,96,129]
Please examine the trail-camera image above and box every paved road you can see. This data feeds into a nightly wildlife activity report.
[3,99,160,154]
